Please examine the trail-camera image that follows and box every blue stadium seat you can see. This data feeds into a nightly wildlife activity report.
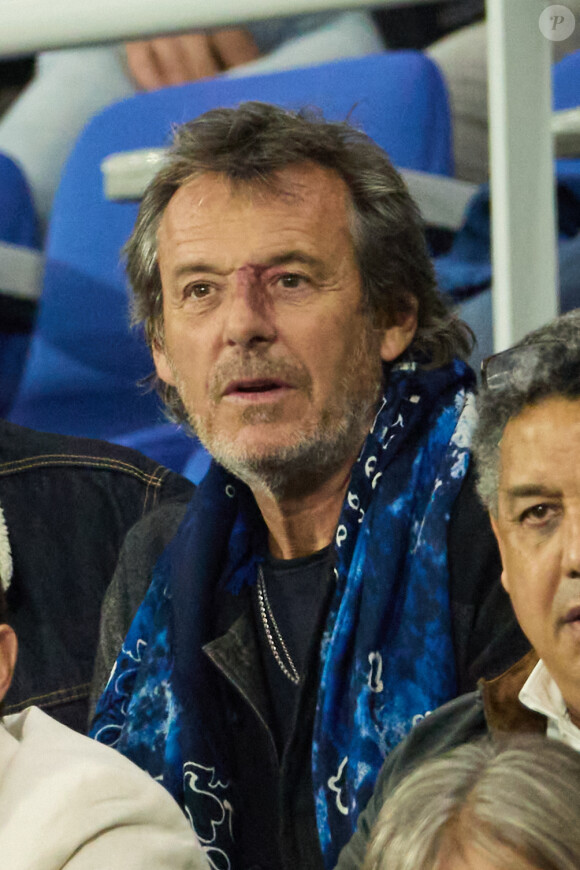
[0,153,40,415]
[434,48,580,371]
[0,153,39,249]
[7,52,452,476]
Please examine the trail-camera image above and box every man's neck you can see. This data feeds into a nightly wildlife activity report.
[253,458,355,560]
[566,698,580,731]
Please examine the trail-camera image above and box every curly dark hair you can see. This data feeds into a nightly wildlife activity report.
[472,309,580,514]
[125,101,472,423]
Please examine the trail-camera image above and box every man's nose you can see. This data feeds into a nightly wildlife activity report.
[222,267,276,348]
[563,507,580,578]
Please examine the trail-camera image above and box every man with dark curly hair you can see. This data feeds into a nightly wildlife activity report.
[337,309,580,870]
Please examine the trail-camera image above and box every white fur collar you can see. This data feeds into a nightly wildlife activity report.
[0,500,13,591]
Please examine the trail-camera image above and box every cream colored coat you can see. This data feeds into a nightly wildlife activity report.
[0,706,208,870]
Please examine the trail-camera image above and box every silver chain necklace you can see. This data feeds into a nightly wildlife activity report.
[256,565,300,686]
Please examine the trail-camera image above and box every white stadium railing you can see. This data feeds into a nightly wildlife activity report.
[0,0,435,56]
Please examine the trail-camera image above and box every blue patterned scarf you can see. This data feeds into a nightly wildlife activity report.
[91,358,475,870]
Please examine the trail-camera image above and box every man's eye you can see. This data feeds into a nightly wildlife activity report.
[184,283,212,299]
[519,503,558,525]
[278,273,307,289]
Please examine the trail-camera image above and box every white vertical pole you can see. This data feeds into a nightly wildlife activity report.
[487,0,559,351]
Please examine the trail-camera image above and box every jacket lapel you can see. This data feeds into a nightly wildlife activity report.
[480,649,546,734]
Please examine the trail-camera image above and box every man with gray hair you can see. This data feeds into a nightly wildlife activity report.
[337,308,580,870]
[90,102,524,870]
[363,735,580,870]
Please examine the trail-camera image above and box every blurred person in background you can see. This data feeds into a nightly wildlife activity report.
[4,1,580,224]
[0,10,385,230]
[362,736,580,870]
[424,0,580,183]
[0,581,207,870]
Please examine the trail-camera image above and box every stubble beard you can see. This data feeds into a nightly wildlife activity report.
[172,326,384,500]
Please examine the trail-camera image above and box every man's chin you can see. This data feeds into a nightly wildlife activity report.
[202,424,365,500]
[204,438,306,492]
[190,373,381,499]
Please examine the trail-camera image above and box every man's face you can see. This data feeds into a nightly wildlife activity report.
[491,396,580,718]
[154,163,415,495]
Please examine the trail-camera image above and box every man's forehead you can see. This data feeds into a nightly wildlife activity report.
[156,163,355,270]
[498,396,580,498]
[162,162,350,218]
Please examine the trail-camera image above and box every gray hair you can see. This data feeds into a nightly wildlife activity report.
[363,735,580,870]
[472,309,580,514]
[124,101,472,424]
[0,582,6,625]
[0,584,7,717]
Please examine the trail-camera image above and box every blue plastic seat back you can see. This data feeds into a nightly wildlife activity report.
[553,48,580,178]
[435,48,580,366]
[553,48,580,110]
[0,152,40,249]
[0,153,40,415]
[7,52,452,470]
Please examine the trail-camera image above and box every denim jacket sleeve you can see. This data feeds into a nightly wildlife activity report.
[89,500,189,723]
[0,420,194,733]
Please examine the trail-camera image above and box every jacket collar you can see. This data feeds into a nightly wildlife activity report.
[203,608,271,729]
[479,648,546,734]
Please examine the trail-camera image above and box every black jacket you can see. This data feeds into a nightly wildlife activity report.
[90,463,530,870]
[0,420,193,732]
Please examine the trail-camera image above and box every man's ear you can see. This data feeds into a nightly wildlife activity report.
[379,298,418,363]
[152,342,177,387]
[0,625,17,705]
[489,513,510,594]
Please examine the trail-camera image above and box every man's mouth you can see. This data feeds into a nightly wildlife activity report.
[563,605,580,625]
[222,378,292,400]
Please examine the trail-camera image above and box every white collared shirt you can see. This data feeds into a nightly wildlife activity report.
[519,659,580,751]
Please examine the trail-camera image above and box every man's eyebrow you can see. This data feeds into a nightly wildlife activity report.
[173,262,229,279]
[263,251,325,270]
[172,252,325,279]
[504,484,562,500]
